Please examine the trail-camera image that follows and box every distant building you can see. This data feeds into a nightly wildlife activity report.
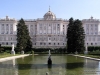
[82,16,100,46]
[0,8,100,48]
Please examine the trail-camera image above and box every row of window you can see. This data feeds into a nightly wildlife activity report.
[0,37,14,41]
[0,32,13,34]
[87,43,97,45]
[34,38,65,41]
[85,37,100,41]
[34,43,65,45]
[39,31,61,34]
[0,42,14,45]
[0,42,99,46]
[86,32,98,35]
[1,42,65,45]
[86,24,98,27]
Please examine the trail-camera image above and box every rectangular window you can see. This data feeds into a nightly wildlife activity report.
[40,43,42,45]
[44,43,46,45]
[40,24,42,29]
[58,24,59,26]
[49,43,51,45]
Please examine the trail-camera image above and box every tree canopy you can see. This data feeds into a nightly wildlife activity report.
[67,18,85,53]
[16,18,32,53]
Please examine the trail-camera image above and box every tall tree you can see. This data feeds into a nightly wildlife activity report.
[16,18,32,53]
[67,18,85,53]
[67,18,74,53]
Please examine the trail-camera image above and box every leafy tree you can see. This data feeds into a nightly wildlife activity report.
[16,18,32,53]
[67,18,85,53]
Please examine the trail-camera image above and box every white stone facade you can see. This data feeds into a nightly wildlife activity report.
[82,16,100,47]
[0,10,100,48]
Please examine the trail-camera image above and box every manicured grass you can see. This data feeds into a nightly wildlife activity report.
[79,54,100,59]
[0,53,20,58]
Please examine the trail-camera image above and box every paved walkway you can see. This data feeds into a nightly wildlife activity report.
[69,54,100,61]
[0,54,31,62]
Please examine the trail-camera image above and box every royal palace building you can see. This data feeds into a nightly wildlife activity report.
[0,9,100,48]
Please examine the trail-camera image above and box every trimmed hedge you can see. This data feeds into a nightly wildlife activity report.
[32,48,67,53]
[0,46,67,54]
[0,46,12,53]
[88,46,100,52]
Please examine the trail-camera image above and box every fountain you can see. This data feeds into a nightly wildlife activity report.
[11,44,15,55]
[46,72,49,75]
[47,50,52,65]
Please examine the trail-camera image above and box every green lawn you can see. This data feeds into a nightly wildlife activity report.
[79,54,100,59]
[0,53,20,58]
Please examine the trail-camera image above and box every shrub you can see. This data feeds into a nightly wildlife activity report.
[88,46,100,52]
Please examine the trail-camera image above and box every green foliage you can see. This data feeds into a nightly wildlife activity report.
[32,48,66,54]
[67,18,85,53]
[16,18,32,53]
[88,50,100,55]
[67,18,74,53]
[88,46,100,51]
[0,48,4,53]
[0,46,11,53]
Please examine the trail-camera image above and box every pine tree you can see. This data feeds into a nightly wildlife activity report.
[16,18,32,53]
[67,18,85,53]
[67,18,74,53]
[73,19,85,53]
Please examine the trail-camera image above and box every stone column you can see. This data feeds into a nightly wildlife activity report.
[8,24,10,34]
[4,24,6,34]
[56,24,57,34]
[0,25,2,34]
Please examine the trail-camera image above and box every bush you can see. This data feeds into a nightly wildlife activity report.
[32,48,66,54]
[0,48,4,53]
[88,50,100,55]
[88,46,100,52]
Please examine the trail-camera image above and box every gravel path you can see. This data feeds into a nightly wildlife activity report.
[0,54,31,62]
[69,54,100,61]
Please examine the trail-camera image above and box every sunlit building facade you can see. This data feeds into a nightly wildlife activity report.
[0,9,100,48]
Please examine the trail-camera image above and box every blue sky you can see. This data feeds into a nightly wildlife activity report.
[0,0,100,20]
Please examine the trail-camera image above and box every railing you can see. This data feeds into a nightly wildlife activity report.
[0,18,16,21]
[0,17,68,22]
[24,18,68,21]
[24,19,37,21]
[82,19,100,22]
